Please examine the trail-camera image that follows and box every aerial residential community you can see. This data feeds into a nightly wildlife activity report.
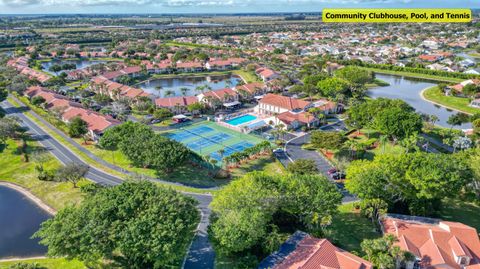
[0,1,479,269]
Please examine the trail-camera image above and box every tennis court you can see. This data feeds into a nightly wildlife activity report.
[165,121,265,164]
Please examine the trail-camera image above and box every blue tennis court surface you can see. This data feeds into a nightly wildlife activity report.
[207,133,231,143]
[187,139,216,151]
[165,121,266,165]
[210,142,254,161]
[187,126,214,135]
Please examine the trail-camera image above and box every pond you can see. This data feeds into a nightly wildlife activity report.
[41,59,106,75]
[137,74,242,98]
[368,73,472,129]
[0,185,51,258]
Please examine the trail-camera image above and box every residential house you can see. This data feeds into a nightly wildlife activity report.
[446,79,480,96]
[258,231,373,269]
[418,54,443,62]
[24,86,119,141]
[256,93,312,115]
[176,61,204,73]
[381,214,480,269]
[233,82,267,100]
[205,60,233,71]
[470,98,480,108]
[198,88,239,108]
[255,67,280,82]
[155,96,199,114]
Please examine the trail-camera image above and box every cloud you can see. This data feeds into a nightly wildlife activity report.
[0,0,414,7]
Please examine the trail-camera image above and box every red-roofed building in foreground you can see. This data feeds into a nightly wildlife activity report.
[381,214,480,269]
[259,231,373,269]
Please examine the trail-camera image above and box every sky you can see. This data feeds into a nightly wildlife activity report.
[0,0,478,14]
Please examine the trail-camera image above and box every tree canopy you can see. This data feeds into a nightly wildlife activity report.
[34,181,199,269]
[209,172,342,256]
[346,152,472,215]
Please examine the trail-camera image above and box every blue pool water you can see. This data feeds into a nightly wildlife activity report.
[225,114,257,126]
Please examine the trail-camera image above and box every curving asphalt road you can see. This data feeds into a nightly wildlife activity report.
[1,100,215,269]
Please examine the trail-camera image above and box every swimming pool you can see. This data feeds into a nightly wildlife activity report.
[225,114,257,126]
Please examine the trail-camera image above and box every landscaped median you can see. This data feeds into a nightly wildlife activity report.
[7,96,215,194]
[421,86,480,115]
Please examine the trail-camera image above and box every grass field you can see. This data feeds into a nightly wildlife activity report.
[422,86,479,115]
[361,67,465,83]
[328,203,381,254]
[0,258,85,269]
[0,139,85,210]
[165,121,265,164]
[8,96,218,193]
[439,198,480,231]
[232,69,261,83]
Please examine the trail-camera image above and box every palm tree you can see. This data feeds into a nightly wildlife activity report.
[218,148,225,168]
[344,139,358,158]
[379,135,388,153]
[154,85,163,96]
[165,90,175,97]
[430,115,439,126]
[180,87,189,96]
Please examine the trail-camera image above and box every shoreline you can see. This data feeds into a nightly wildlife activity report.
[0,181,57,215]
[419,87,474,116]
[0,256,47,263]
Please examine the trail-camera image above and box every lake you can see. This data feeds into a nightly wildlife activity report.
[41,59,106,75]
[137,74,242,98]
[0,185,51,258]
[368,73,472,129]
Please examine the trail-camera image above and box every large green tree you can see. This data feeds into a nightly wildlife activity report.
[346,153,472,215]
[209,172,342,255]
[373,107,423,140]
[34,181,199,269]
[67,116,88,139]
[310,131,345,151]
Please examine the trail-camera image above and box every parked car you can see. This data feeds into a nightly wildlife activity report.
[330,172,346,180]
[273,148,284,153]
[327,168,337,175]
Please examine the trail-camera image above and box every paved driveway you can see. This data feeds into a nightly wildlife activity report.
[281,122,357,203]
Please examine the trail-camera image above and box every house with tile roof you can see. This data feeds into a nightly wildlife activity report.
[233,82,267,100]
[197,88,239,109]
[155,96,199,114]
[256,67,280,82]
[24,86,119,141]
[259,231,373,269]
[256,93,312,115]
[381,214,480,269]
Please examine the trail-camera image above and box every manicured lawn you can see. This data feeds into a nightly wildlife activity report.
[230,155,285,179]
[328,203,381,254]
[0,258,85,269]
[423,86,479,115]
[0,139,84,210]
[232,69,261,83]
[361,67,464,83]
[8,97,215,194]
[439,198,480,231]
[77,139,226,188]
[468,53,480,58]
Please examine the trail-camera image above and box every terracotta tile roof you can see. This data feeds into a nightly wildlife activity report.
[382,214,480,269]
[155,96,198,108]
[259,231,372,269]
[176,61,203,68]
[235,82,265,94]
[256,67,278,79]
[259,94,310,111]
[203,88,238,100]
[277,111,316,125]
